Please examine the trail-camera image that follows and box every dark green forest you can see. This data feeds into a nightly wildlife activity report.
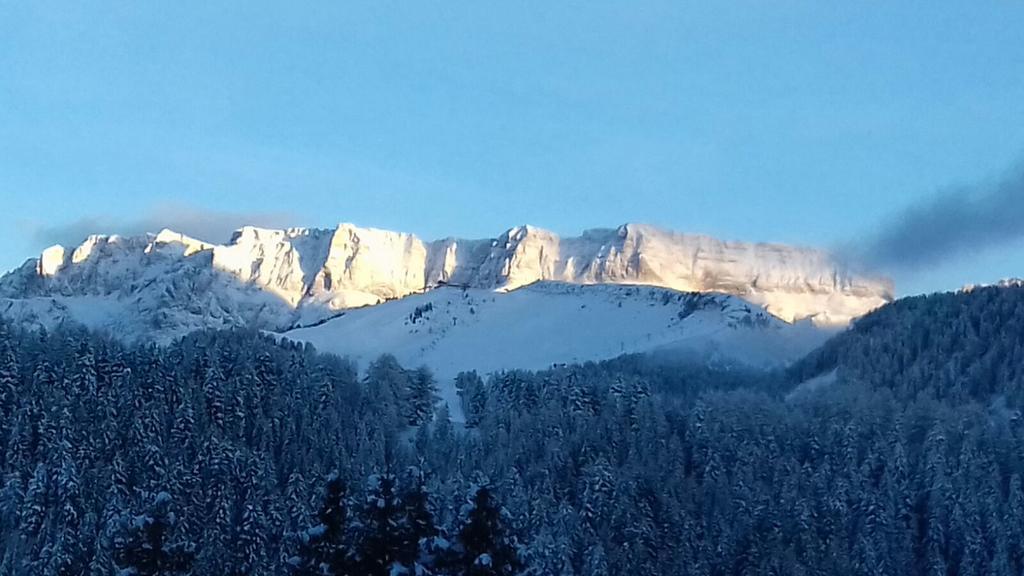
[3,284,1024,575]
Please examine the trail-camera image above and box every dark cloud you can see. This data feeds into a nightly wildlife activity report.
[30,203,297,247]
[855,164,1024,272]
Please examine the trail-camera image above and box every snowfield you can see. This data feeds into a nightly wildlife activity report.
[281,282,832,414]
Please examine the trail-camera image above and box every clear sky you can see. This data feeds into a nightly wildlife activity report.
[1,1,1023,295]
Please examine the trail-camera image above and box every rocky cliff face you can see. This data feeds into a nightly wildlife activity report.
[439,224,893,325]
[0,222,893,339]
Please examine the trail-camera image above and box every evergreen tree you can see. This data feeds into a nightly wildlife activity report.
[355,473,413,576]
[292,473,353,576]
[405,366,440,426]
[455,372,487,428]
[402,468,439,571]
[111,492,195,576]
[452,486,520,576]
[0,330,18,466]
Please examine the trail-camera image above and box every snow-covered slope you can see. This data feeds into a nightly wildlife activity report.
[281,282,833,412]
[0,222,892,341]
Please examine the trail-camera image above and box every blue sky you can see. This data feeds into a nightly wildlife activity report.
[1,2,1023,295]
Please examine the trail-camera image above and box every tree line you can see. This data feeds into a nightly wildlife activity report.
[3,284,1024,574]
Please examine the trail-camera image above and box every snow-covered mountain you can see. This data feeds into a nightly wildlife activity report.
[0,221,887,409]
[0,222,892,342]
[961,278,1024,292]
[280,282,833,412]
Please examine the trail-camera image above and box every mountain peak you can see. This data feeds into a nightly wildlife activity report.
[38,244,66,277]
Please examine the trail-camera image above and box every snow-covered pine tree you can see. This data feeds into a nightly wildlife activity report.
[0,328,19,464]
[229,458,266,576]
[202,360,227,435]
[401,467,438,571]
[405,366,439,427]
[354,473,416,575]
[452,486,520,576]
[454,371,486,428]
[291,473,353,576]
[111,492,195,576]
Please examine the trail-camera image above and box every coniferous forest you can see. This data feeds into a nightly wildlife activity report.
[3,285,1024,575]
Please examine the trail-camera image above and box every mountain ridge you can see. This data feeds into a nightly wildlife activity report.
[1,222,893,334]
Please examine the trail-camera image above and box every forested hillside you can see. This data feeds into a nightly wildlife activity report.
[3,286,1024,575]
[791,283,1024,404]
